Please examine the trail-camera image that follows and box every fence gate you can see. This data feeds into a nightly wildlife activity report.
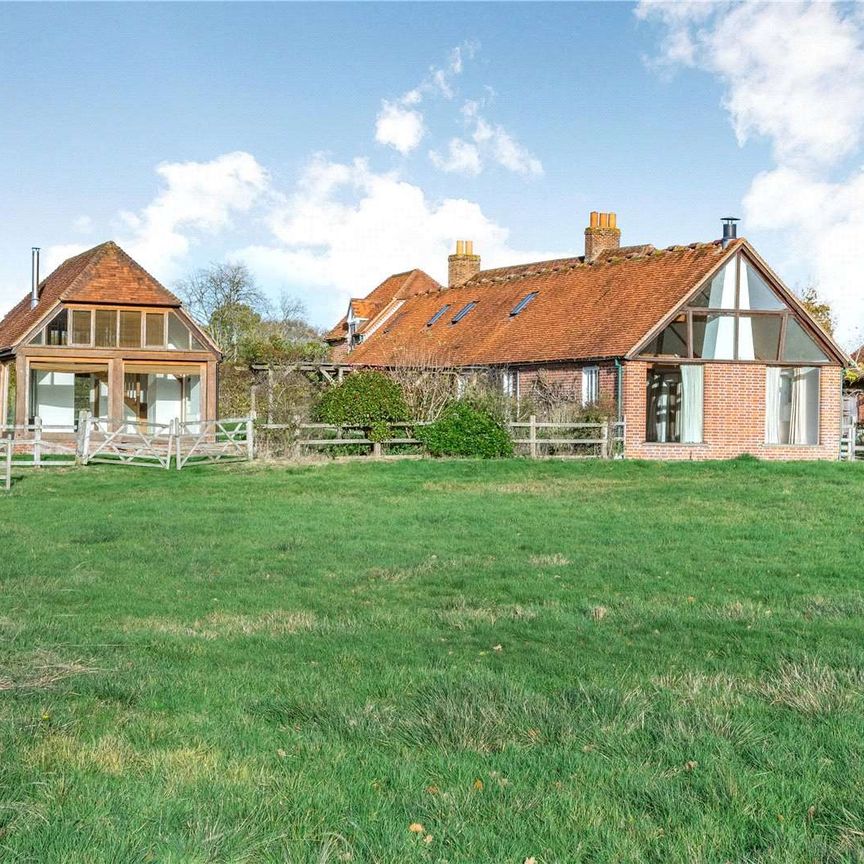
[80,416,175,469]
[175,418,254,469]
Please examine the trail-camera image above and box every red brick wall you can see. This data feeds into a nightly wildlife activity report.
[517,362,618,405]
[623,360,842,461]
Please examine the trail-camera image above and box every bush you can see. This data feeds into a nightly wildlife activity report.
[314,371,410,429]
[417,402,514,458]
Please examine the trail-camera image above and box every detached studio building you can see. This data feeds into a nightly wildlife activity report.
[0,242,220,431]
[328,214,848,460]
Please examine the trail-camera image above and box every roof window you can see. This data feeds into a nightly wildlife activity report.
[510,292,538,317]
[451,301,477,324]
[426,305,450,327]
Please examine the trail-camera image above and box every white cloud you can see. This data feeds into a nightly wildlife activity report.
[639,0,864,345]
[72,215,93,234]
[237,154,561,324]
[429,138,482,176]
[119,151,268,277]
[374,100,425,154]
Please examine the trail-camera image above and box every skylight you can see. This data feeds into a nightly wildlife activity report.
[451,301,477,324]
[510,292,538,316]
[426,305,450,327]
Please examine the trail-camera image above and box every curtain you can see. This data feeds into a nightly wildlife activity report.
[648,372,680,442]
[765,367,781,444]
[680,365,704,443]
[789,368,817,445]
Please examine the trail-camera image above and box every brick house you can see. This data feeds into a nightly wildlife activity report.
[0,242,220,431]
[327,213,849,460]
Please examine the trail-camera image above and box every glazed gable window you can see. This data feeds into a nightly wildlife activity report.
[638,254,830,363]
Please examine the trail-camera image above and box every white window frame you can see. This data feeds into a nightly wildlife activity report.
[581,366,599,407]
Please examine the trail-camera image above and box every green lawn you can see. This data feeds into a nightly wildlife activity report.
[2,459,864,863]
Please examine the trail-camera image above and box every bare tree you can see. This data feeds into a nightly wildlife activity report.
[176,261,269,360]
[797,281,836,336]
[384,347,459,422]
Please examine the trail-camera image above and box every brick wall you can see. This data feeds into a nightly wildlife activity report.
[623,360,843,461]
[517,362,618,406]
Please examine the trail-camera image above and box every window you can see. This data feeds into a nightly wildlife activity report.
[426,305,450,327]
[501,370,518,399]
[167,313,190,349]
[451,301,477,324]
[71,309,92,345]
[766,367,819,445]
[45,309,69,346]
[646,365,703,443]
[510,292,538,317]
[581,366,599,406]
[639,253,830,363]
[119,310,142,348]
[145,313,165,347]
[94,310,117,347]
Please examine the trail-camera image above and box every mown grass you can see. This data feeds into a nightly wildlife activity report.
[2,458,864,863]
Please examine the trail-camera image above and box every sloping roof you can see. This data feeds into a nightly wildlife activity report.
[325,269,442,342]
[345,241,744,367]
[0,241,182,352]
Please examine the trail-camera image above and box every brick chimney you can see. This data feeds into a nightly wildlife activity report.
[448,240,481,288]
[584,211,621,263]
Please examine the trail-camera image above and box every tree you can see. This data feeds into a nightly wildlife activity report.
[176,262,269,361]
[797,283,835,336]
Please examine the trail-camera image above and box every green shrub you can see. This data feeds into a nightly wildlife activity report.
[314,371,410,430]
[417,402,514,458]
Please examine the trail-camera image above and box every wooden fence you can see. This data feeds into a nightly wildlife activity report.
[275,416,626,459]
[841,423,863,461]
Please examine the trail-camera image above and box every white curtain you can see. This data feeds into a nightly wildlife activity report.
[648,374,679,442]
[765,367,781,444]
[789,368,818,445]
[680,365,704,443]
[702,260,736,359]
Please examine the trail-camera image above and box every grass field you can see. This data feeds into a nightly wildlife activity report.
[2,458,864,863]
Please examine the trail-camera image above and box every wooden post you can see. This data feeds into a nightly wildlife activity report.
[76,410,89,462]
[529,414,537,459]
[372,440,382,459]
[3,440,11,492]
[33,416,42,467]
[174,419,182,470]
[246,417,254,461]
[250,385,258,420]
[600,422,609,459]
[266,368,274,425]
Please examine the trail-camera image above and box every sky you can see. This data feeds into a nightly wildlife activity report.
[0,1,862,346]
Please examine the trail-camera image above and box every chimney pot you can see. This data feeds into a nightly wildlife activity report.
[721,217,739,248]
[584,211,621,263]
[448,239,481,288]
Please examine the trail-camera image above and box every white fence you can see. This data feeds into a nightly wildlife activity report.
[841,422,863,461]
[0,412,254,486]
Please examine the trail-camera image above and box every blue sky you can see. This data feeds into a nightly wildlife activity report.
[1,2,861,344]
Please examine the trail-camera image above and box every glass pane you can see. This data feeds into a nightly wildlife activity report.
[738,315,782,362]
[45,309,69,346]
[73,371,109,422]
[646,368,681,443]
[692,314,735,360]
[119,310,141,348]
[739,260,785,310]
[148,373,182,426]
[690,258,736,308]
[184,375,201,425]
[782,318,829,363]
[167,313,190,349]
[30,370,75,429]
[766,367,819,444]
[639,315,688,357]
[94,310,117,347]
[145,313,165,347]
[190,333,205,351]
[29,329,44,345]
[123,373,147,423]
[71,309,92,344]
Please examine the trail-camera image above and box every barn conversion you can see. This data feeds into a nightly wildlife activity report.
[0,242,220,431]
[327,214,849,460]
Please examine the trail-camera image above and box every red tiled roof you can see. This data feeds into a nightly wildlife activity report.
[0,241,182,352]
[345,241,743,367]
[325,269,442,342]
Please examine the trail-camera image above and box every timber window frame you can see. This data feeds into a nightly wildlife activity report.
[635,252,831,365]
